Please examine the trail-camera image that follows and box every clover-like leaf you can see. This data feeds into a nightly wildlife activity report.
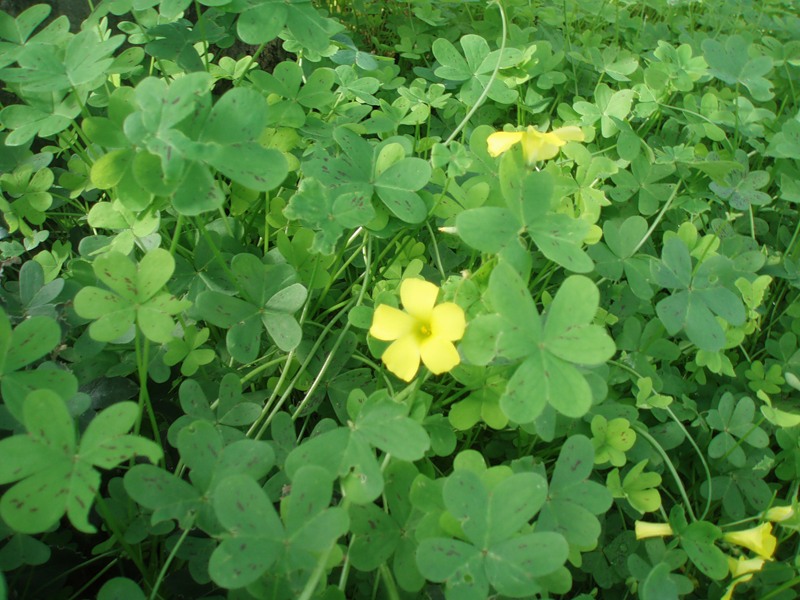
[74,248,190,344]
[285,392,429,504]
[417,469,565,600]
[279,465,350,574]
[432,34,522,105]
[588,216,654,300]
[162,324,215,377]
[0,392,162,534]
[285,427,383,505]
[196,255,307,362]
[284,177,375,254]
[477,262,615,423]
[0,306,78,422]
[574,84,635,137]
[457,169,593,272]
[0,163,53,236]
[607,460,662,513]
[167,375,262,445]
[702,35,774,101]
[538,435,613,548]
[591,415,636,467]
[707,394,769,467]
[209,474,284,589]
[652,238,746,352]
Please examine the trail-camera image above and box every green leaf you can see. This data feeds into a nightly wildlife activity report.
[355,395,430,461]
[543,276,615,364]
[206,142,288,192]
[640,562,680,600]
[196,257,306,360]
[91,149,134,190]
[210,474,284,589]
[285,428,383,505]
[0,5,51,46]
[123,464,201,528]
[348,502,400,571]
[0,393,162,534]
[171,162,224,216]
[680,522,727,579]
[539,436,612,547]
[652,239,745,351]
[373,157,430,223]
[529,214,594,273]
[1,311,60,374]
[0,308,78,423]
[591,416,636,467]
[488,261,540,357]
[416,538,486,599]
[201,87,267,145]
[284,177,374,254]
[484,532,568,596]
[702,35,774,101]
[75,249,187,344]
[607,460,662,513]
[238,0,287,45]
[485,268,613,422]
[486,472,548,544]
[574,84,635,137]
[97,577,146,600]
[766,118,800,159]
[455,207,519,253]
[282,465,349,570]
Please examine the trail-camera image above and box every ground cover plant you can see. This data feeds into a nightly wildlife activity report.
[0,0,799,598]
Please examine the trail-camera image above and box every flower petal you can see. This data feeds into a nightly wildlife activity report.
[420,335,460,375]
[400,278,439,320]
[430,302,466,341]
[728,556,765,579]
[552,125,585,142]
[370,305,414,341]
[381,335,421,382]
[486,131,524,157]
[524,140,561,163]
[723,523,777,560]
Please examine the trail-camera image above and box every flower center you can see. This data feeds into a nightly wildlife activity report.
[417,322,432,339]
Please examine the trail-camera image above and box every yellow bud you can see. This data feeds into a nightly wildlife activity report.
[634,521,674,540]
[765,505,794,522]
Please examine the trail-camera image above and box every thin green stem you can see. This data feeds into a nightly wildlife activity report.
[631,181,682,255]
[94,494,150,583]
[149,515,196,600]
[298,500,351,600]
[66,559,120,600]
[134,330,160,453]
[169,214,184,255]
[633,424,698,522]
[425,220,446,280]
[760,576,800,600]
[442,0,507,146]
[663,405,713,521]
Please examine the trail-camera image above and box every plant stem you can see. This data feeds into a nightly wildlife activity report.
[633,424,698,522]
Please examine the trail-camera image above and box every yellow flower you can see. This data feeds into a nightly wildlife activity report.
[723,523,777,560]
[486,125,585,164]
[370,279,466,382]
[634,521,674,540]
[764,505,795,522]
[721,556,766,600]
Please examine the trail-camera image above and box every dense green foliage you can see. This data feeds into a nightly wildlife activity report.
[1,0,800,598]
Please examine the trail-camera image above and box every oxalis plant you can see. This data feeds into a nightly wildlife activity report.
[1,0,800,598]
